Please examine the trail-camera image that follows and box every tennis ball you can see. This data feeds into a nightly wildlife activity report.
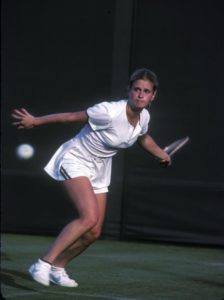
[16,144,34,159]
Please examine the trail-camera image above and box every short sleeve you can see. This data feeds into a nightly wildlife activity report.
[86,101,112,130]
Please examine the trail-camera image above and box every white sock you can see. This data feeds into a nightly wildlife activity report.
[51,265,64,272]
[38,258,52,267]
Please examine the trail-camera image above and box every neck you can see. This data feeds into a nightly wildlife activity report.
[126,102,142,116]
[126,103,141,127]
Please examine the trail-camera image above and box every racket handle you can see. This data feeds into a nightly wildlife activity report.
[160,160,169,168]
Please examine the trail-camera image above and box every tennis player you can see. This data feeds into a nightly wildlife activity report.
[12,68,171,287]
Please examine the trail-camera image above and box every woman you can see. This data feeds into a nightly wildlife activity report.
[12,68,171,288]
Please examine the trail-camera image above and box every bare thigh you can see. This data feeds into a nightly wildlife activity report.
[62,176,99,222]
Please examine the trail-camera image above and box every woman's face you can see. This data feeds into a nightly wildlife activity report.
[128,79,156,111]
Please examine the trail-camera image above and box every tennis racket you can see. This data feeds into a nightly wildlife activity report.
[160,136,190,167]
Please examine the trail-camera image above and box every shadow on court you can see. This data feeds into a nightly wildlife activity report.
[1,268,35,291]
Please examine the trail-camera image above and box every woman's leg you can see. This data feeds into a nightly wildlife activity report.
[42,176,100,264]
[52,192,107,268]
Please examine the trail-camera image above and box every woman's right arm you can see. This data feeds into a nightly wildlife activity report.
[11,108,88,129]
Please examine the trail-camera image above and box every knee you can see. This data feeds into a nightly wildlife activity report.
[80,212,99,233]
[82,226,102,245]
[89,226,102,241]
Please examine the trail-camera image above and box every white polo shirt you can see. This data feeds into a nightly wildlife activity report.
[44,99,150,192]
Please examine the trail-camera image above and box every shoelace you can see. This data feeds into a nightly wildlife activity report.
[60,270,69,278]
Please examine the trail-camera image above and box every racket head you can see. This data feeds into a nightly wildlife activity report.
[164,136,190,157]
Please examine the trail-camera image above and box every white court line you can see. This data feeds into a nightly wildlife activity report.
[205,262,224,267]
[2,291,38,299]
[3,290,140,300]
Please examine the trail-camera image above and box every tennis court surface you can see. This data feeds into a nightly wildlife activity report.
[1,234,223,300]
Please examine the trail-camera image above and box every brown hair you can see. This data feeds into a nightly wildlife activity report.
[128,68,159,91]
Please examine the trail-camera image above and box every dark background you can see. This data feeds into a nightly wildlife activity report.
[2,0,224,246]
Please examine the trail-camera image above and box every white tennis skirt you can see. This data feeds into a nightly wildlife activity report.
[44,142,112,194]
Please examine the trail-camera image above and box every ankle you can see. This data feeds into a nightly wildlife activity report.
[40,258,52,266]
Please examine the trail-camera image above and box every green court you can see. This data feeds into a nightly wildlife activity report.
[1,234,223,300]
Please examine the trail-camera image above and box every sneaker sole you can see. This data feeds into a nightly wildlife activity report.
[50,277,78,288]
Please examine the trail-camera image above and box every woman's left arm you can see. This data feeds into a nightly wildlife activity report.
[138,134,171,165]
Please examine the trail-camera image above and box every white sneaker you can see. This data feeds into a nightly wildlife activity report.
[28,259,51,286]
[50,266,78,288]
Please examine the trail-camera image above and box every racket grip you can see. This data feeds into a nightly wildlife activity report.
[160,160,169,168]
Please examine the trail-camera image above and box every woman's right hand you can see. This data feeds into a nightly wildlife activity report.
[11,108,36,129]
